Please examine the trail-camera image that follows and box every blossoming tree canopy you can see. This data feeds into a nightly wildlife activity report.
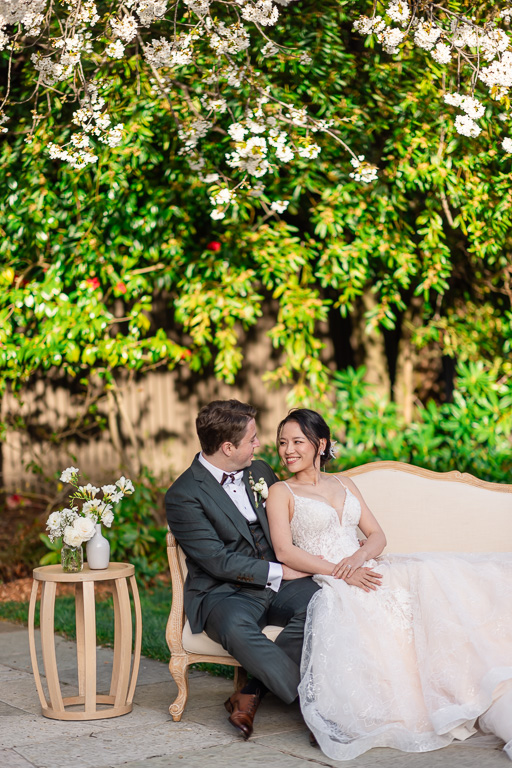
[354,2,512,150]
[3,1,512,218]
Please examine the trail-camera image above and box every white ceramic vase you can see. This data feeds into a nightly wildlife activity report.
[86,523,110,569]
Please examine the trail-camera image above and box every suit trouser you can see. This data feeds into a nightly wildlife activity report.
[204,576,319,704]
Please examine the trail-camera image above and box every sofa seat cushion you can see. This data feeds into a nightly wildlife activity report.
[182,620,283,656]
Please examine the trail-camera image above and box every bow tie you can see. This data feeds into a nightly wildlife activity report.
[221,472,242,486]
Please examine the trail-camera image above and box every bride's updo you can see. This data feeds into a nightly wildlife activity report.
[277,409,333,467]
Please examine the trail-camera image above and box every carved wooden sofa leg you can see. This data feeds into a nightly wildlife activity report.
[234,666,248,691]
[168,654,189,721]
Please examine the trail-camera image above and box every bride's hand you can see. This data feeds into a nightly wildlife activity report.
[332,552,366,580]
[345,566,383,592]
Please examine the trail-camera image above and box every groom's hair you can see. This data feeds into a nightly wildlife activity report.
[196,399,257,455]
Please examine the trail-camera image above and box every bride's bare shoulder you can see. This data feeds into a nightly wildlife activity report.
[268,480,293,496]
[331,472,359,492]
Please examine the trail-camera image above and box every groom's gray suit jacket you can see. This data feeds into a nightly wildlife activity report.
[165,456,278,634]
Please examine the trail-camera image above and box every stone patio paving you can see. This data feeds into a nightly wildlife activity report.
[0,619,508,768]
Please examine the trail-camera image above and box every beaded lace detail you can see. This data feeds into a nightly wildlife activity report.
[287,479,362,563]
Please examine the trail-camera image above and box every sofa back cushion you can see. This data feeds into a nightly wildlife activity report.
[346,462,512,553]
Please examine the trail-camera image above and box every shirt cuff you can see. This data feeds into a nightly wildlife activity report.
[266,562,283,592]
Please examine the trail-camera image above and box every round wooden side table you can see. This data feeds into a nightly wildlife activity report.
[28,563,142,721]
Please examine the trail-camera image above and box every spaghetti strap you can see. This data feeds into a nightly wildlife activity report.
[333,475,348,491]
[282,481,297,497]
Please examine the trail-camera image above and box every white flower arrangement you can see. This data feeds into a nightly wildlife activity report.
[46,466,135,547]
[248,473,269,508]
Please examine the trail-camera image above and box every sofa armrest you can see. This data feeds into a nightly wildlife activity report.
[165,528,186,656]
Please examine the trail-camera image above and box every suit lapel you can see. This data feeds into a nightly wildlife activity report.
[191,457,254,546]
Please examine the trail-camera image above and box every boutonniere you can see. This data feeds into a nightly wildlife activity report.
[248,473,269,508]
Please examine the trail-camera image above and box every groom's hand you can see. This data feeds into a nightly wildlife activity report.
[282,565,310,580]
[345,567,383,592]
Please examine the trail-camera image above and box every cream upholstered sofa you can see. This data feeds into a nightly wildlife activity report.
[166,460,512,720]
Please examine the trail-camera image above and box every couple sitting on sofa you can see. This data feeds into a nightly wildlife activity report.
[165,399,512,761]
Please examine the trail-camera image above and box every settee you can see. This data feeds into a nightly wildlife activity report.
[165,460,512,720]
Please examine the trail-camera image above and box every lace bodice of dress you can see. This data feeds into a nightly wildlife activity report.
[287,478,362,563]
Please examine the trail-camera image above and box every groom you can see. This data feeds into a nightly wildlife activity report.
[165,399,319,739]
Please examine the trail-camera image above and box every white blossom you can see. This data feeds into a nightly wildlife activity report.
[502,137,512,152]
[101,124,124,147]
[201,172,220,183]
[262,41,279,57]
[381,27,405,54]
[183,0,210,13]
[228,122,248,141]
[431,42,452,65]
[210,187,235,206]
[144,37,193,68]
[79,483,101,497]
[353,15,386,36]
[116,476,135,494]
[60,466,80,483]
[451,23,479,51]
[241,0,279,27]
[101,507,115,526]
[82,498,105,517]
[444,92,463,108]
[287,107,308,126]
[210,22,250,55]
[298,143,321,159]
[136,0,167,26]
[47,510,63,534]
[179,119,211,151]
[480,51,512,90]
[454,114,481,138]
[106,40,125,59]
[349,156,378,183]
[204,97,227,114]
[414,21,442,51]
[111,15,138,41]
[479,28,509,62]
[63,524,84,547]
[386,1,409,25]
[275,143,294,162]
[271,199,289,213]
[226,135,269,177]
[72,516,96,541]
[460,95,485,120]
[63,516,95,546]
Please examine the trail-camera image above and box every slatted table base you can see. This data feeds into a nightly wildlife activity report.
[28,563,142,721]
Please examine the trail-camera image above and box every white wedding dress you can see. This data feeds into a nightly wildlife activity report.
[285,478,512,761]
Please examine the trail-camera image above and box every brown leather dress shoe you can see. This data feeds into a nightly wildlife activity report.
[224,692,261,740]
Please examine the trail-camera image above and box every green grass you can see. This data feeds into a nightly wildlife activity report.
[0,585,233,677]
[0,586,172,662]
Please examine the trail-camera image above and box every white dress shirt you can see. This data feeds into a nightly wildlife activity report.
[198,453,282,591]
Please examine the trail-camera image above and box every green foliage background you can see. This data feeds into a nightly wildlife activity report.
[2,1,512,580]
[2,0,512,401]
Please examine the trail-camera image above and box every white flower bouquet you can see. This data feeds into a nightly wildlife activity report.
[47,466,134,571]
[248,474,269,508]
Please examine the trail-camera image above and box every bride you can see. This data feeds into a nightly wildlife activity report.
[266,408,512,761]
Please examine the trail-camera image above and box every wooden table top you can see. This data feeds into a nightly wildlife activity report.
[32,563,135,583]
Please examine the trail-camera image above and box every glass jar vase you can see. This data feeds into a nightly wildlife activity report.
[61,543,83,573]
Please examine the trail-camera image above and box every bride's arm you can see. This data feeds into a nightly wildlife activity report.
[331,475,387,580]
[267,483,337,576]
